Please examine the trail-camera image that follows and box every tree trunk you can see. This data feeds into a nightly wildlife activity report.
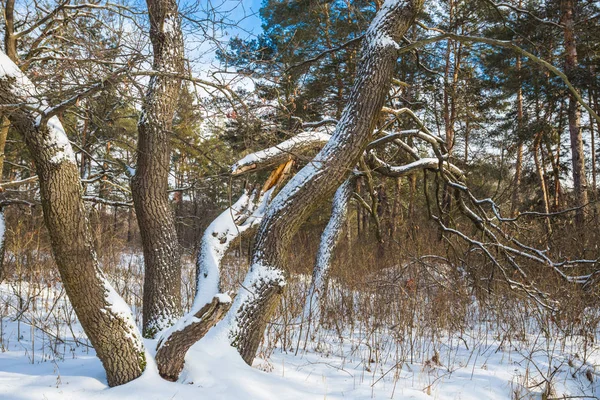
[155,295,233,381]
[3,0,17,62]
[533,133,552,235]
[132,0,185,337]
[0,0,17,281]
[226,0,424,365]
[302,177,356,335]
[0,51,145,386]
[511,55,524,217]
[561,0,588,226]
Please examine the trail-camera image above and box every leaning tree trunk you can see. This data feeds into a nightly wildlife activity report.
[561,0,588,227]
[132,0,185,337]
[302,176,356,336]
[226,0,424,365]
[0,51,145,387]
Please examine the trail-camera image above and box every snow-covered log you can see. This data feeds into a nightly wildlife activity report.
[0,50,146,386]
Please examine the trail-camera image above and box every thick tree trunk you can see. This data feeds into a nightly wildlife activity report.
[561,0,588,226]
[0,51,145,387]
[132,0,185,337]
[226,0,424,365]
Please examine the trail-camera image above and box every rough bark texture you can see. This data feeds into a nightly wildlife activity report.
[132,0,185,337]
[227,0,424,365]
[0,53,145,387]
[561,0,588,226]
[155,296,233,382]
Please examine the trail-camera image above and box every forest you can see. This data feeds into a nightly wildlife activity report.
[0,0,600,398]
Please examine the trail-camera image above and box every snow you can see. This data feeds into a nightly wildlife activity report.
[1,281,600,399]
[99,276,145,351]
[366,0,407,51]
[374,33,400,49]
[45,116,77,165]
[215,293,232,303]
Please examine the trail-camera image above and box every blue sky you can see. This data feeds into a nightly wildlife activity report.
[181,0,264,64]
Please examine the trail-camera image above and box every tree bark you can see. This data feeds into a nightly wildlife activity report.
[3,0,17,62]
[155,295,233,381]
[561,0,588,226]
[511,55,524,217]
[132,0,185,337]
[0,51,145,387]
[226,0,424,365]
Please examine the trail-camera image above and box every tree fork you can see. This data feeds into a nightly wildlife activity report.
[226,0,425,365]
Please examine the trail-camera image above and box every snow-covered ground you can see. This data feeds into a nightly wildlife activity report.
[1,278,599,399]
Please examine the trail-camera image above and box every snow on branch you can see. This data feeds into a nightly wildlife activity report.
[0,51,75,165]
[369,154,463,177]
[194,187,275,310]
[303,176,356,334]
[231,130,331,176]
